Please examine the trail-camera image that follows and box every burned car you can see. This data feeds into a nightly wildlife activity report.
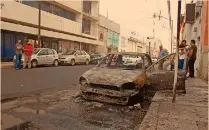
[146,53,186,93]
[79,52,186,105]
[79,52,152,105]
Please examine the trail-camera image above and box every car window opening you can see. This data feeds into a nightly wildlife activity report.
[99,53,146,70]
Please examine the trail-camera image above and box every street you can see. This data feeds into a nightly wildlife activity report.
[1,65,153,130]
[1,65,95,99]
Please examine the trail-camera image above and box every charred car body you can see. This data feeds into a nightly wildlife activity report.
[79,52,186,105]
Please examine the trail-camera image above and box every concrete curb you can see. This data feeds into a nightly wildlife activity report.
[1,63,13,69]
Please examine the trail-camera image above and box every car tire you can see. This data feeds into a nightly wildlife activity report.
[97,60,100,64]
[53,60,59,67]
[31,60,38,68]
[85,59,90,65]
[71,59,75,66]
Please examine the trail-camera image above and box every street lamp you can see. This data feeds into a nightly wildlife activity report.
[147,37,154,56]
[154,11,174,53]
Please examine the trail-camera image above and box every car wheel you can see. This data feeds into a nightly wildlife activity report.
[53,60,59,67]
[85,59,89,65]
[71,59,75,66]
[31,60,38,68]
[97,60,100,64]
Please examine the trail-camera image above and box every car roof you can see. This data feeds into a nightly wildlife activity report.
[35,48,55,50]
[108,52,148,56]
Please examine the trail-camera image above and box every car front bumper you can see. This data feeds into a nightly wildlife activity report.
[58,59,70,64]
[80,85,138,105]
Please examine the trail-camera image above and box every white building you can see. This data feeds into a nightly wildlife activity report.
[181,0,208,79]
[1,0,100,61]
[97,14,120,53]
[119,27,146,53]
[145,37,162,58]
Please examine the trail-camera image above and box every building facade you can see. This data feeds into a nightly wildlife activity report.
[119,27,146,53]
[181,0,208,81]
[145,37,162,58]
[1,0,100,61]
[97,14,120,53]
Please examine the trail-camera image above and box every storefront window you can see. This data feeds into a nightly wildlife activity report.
[74,42,80,50]
[42,38,50,48]
[58,40,74,53]
[51,39,58,52]
[81,43,90,52]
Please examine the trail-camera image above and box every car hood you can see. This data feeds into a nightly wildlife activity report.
[81,67,144,87]
[59,55,73,59]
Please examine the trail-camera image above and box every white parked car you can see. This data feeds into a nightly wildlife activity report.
[152,57,158,63]
[122,54,142,64]
[13,48,59,68]
[59,50,90,66]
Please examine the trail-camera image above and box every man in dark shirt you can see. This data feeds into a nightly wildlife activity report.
[188,40,197,78]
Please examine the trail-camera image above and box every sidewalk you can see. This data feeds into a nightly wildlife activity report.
[1,62,13,69]
[139,78,208,130]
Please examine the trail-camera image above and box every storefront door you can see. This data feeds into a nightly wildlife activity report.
[51,39,58,52]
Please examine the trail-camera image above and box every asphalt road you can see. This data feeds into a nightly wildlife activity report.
[1,65,95,99]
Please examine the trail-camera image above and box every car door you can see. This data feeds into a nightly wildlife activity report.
[81,51,88,62]
[146,54,176,90]
[74,50,82,63]
[37,49,48,65]
[47,49,56,64]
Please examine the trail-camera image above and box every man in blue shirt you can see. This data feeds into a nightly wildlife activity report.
[158,45,167,59]
[158,45,168,70]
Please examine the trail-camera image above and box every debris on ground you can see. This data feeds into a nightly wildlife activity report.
[134,103,141,109]
[94,102,103,108]
[72,92,81,98]
[128,106,134,110]
[74,96,84,103]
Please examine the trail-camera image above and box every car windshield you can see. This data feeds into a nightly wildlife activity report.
[63,50,76,55]
[98,53,144,70]
[33,48,41,54]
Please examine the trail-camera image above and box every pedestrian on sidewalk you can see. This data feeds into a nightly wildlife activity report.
[23,40,34,69]
[188,40,197,78]
[178,40,188,70]
[15,40,23,70]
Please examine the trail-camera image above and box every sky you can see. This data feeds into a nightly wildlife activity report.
[99,0,190,52]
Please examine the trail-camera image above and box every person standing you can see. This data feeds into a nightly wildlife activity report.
[178,40,188,69]
[15,40,23,70]
[158,45,168,70]
[188,40,197,78]
[23,40,34,69]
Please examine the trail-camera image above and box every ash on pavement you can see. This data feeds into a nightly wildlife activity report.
[2,87,154,130]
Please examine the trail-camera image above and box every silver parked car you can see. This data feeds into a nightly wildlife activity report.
[59,50,90,66]
[13,48,59,68]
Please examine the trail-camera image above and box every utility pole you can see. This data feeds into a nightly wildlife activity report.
[156,10,174,53]
[149,42,151,55]
[38,2,41,46]
[106,8,109,52]
[172,0,181,103]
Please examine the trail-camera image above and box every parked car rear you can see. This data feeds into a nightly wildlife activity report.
[59,50,90,66]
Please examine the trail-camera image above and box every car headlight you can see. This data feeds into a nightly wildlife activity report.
[13,56,16,60]
[80,77,87,86]
[134,74,146,88]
